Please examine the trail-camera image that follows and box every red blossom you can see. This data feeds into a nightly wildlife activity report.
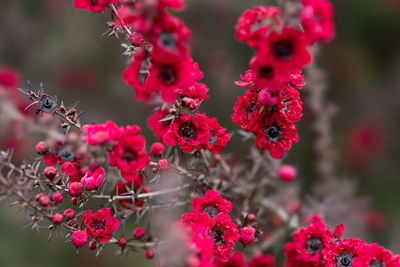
[300,0,335,44]
[82,121,121,146]
[81,167,105,191]
[322,239,365,267]
[192,190,232,219]
[82,208,119,243]
[231,89,262,133]
[108,125,150,178]
[163,113,211,153]
[235,6,282,50]
[285,215,333,267]
[255,114,299,159]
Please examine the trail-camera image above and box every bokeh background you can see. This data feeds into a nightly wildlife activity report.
[1,0,400,266]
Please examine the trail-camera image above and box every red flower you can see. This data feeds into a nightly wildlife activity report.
[322,239,365,267]
[263,28,311,71]
[301,0,335,44]
[146,54,203,103]
[353,243,400,267]
[275,84,303,123]
[215,252,246,267]
[251,28,311,90]
[108,125,150,177]
[179,82,209,102]
[149,12,191,58]
[235,6,282,50]
[82,208,119,243]
[209,213,239,260]
[163,114,211,153]
[123,55,153,101]
[285,215,334,267]
[81,167,105,191]
[82,121,121,146]
[204,117,230,154]
[73,0,118,13]
[255,114,299,159]
[231,89,262,133]
[249,254,275,267]
[192,190,232,219]
[289,70,306,90]
[148,108,173,141]
[173,221,214,267]
[181,212,211,232]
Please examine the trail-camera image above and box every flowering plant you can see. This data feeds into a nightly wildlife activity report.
[0,0,398,266]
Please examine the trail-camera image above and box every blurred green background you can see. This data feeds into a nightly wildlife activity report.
[1,0,400,266]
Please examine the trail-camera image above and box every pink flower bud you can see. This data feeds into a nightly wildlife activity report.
[35,193,43,202]
[51,213,63,225]
[247,213,256,222]
[129,32,144,47]
[44,167,58,180]
[132,227,145,239]
[51,192,63,204]
[69,182,83,197]
[89,241,97,250]
[150,142,166,157]
[145,249,154,259]
[71,197,78,206]
[35,141,48,155]
[71,230,88,247]
[63,209,75,220]
[239,226,256,245]
[157,159,170,171]
[118,237,127,247]
[279,165,296,182]
[38,195,51,207]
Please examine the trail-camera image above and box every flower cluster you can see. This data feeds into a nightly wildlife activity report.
[232,0,334,159]
[1,1,399,267]
[180,190,239,263]
[112,0,230,154]
[285,215,400,267]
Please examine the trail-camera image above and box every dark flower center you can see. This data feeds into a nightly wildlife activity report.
[39,96,57,113]
[91,221,105,230]
[91,0,98,5]
[179,123,196,141]
[273,41,294,61]
[246,104,257,118]
[337,253,353,267]
[159,32,176,50]
[203,206,219,219]
[211,228,224,245]
[258,66,274,79]
[370,261,383,267]
[306,238,323,254]
[122,149,137,163]
[159,66,176,85]
[58,147,75,162]
[139,70,148,85]
[265,125,281,142]
[209,134,217,145]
